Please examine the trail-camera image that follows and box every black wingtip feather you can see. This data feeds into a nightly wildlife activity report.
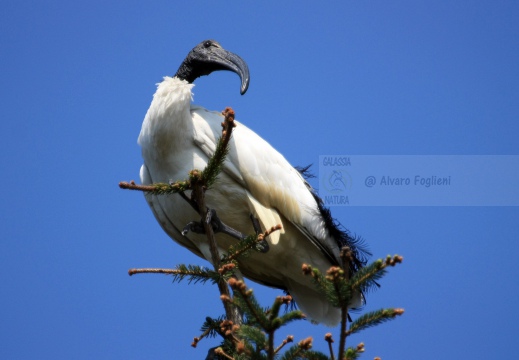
[312,192,371,270]
[295,164,377,294]
[294,164,316,179]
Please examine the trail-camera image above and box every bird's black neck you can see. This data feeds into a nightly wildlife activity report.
[174,61,198,84]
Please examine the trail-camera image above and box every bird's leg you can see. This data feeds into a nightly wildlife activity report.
[250,214,262,235]
[206,208,246,240]
[177,189,204,236]
[173,181,200,213]
[176,183,248,241]
[181,207,246,241]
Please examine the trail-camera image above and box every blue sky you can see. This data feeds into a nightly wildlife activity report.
[1,1,518,359]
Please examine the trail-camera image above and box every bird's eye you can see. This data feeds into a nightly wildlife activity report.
[203,41,212,48]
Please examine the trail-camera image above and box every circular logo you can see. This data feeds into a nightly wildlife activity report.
[322,169,352,193]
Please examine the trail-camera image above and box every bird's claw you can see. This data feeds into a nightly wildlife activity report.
[182,221,204,236]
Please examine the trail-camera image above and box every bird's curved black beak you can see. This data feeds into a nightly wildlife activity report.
[208,47,250,95]
[176,40,250,95]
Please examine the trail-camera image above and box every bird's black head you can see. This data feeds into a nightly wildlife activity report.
[174,40,250,95]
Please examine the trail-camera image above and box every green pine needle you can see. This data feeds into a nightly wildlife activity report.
[200,316,226,338]
[305,268,330,299]
[169,264,219,285]
[202,135,229,189]
[268,297,284,321]
[152,180,192,195]
[347,308,403,336]
[305,266,353,308]
[232,288,270,330]
[279,346,328,360]
[222,234,262,262]
[347,259,387,293]
[238,324,267,349]
[234,351,267,360]
[276,310,306,327]
[344,346,362,360]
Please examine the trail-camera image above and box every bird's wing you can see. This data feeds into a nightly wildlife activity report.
[190,106,340,263]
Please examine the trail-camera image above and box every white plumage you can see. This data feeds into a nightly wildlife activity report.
[137,41,365,326]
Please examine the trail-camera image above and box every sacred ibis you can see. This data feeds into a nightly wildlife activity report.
[138,40,368,326]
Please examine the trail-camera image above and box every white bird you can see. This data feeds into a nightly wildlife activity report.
[138,40,369,326]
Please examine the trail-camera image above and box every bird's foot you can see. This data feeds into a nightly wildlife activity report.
[181,221,205,236]
[181,209,269,253]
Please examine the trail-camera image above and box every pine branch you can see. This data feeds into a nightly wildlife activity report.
[171,264,219,284]
[301,265,330,301]
[344,343,365,360]
[119,179,191,195]
[348,255,403,294]
[219,319,243,347]
[193,319,220,348]
[127,265,225,289]
[275,305,306,328]
[200,316,227,339]
[268,295,291,322]
[278,337,330,360]
[229,278,270,330]
[302,254,404,359]
[338,247,353,359]
[274,335,294,355]
[347,260,387,293]
[187,108,242,325]
[226,279,309,360]
[223,225,282,263]
[214,347,235,360]
[237,325,267,350]
[223,235,261,262]
[202,107,236,188]
[326,266,354,308]
[192,316,229,348]
[272,313,305,334]
[301,264,353,309]
[127,264,216,285]
[346,308,405,336]
[324,333,335,360]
